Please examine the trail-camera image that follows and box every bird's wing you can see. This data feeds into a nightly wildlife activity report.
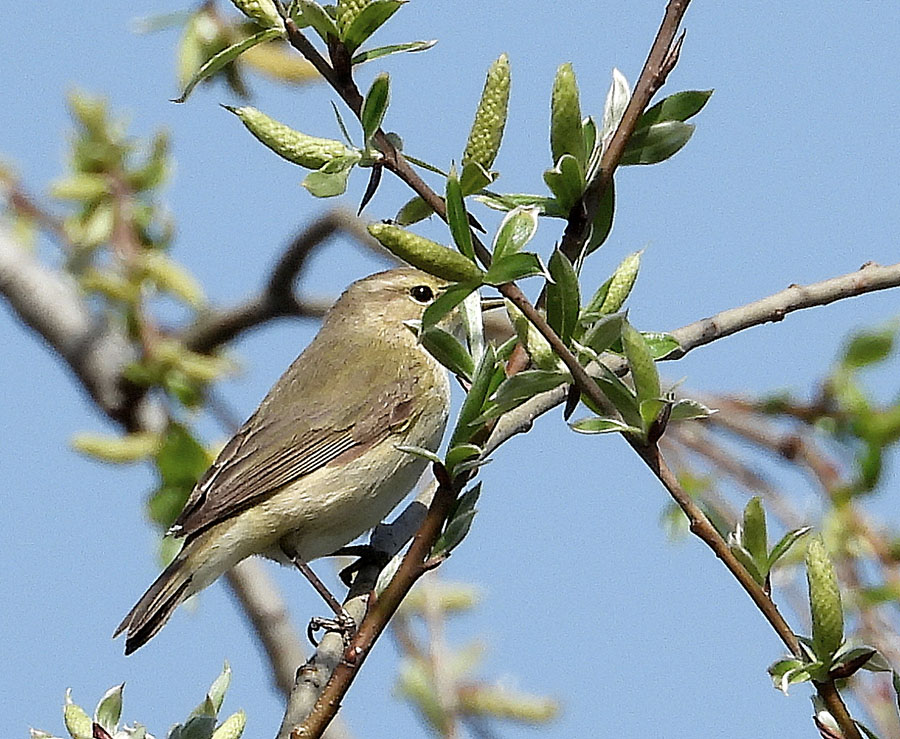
[170,344,421,539]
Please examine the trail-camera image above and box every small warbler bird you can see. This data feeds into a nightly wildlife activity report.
[116,268,453,654]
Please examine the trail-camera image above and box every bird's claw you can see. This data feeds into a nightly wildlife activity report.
[307,610,357,647]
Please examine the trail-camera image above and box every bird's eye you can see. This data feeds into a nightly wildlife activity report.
[409,284,435,303]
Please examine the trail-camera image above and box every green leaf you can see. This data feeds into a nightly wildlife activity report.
[451,344,498,445]
[584,179,615,255]
[173,28,282,103]
[433,483,482,556]
[842,327,895,368]
[621,321,661,403]
[600,68,631,141]
[637,90,713,128]
[639,331,681,359]
[302,164,354,197]
[483,252,546,285]
[481,370,570,419]
[475,192,566,217]
[543,154,584,213]
[639,397,668,434]
[351,39,437,65]
[591,364,641,427]
[768,526,811,569]
[768,658,814,695]
[621,121,695,166]
[342,0,405,54]
[570,416,640,435]
[582,116,598,161]
[668,398,714,422]
[178,715,217,739]
[729,542,765,586]
[741,497,768,565]
[361,72,390,144]
[445,443,482,477]
[94,684,124,735]
[581,277,612,318]
[395,444,442,465]
[580,312,625,356]
[492,206,540,262]
[546,249,580,346]
[206,662,231,715]
[396,195,433,225]
[446,166,475,261]
[297,0,339,43]
[459,159,493,195]
[156,424,209,488]
[421,280,479,332]
[418,326,475,381]
[211,711,246,739]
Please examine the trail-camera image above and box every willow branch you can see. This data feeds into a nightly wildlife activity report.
[560,0,691,261]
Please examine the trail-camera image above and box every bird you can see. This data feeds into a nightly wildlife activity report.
[115,267,453,654]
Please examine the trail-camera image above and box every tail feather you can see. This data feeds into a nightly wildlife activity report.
[115,555,193,654]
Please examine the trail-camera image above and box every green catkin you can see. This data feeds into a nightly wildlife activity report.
[367,223,483,282]
[229,0,281,28]
[806,536,844,659]
[599,251,642,314]
[462,54,511,172]
[225,106,354,170]
[336,0,369,34]
[550,62,585,166]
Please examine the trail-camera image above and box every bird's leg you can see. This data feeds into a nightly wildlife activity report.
[328,544,391,588]
[279,540,357,646]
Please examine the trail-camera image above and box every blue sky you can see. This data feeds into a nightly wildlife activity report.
[3,2,900,738]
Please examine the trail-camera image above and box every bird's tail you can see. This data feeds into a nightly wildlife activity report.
[114,553,194,655]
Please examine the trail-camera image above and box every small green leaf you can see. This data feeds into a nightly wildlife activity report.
[729,542,765,586]
[458,159,494,195]
[584,179,615,255]
[395,444,442,465]
[361,72,390,144]
[621,121,695,166]
[301,163,354,197]
[546,249,580,346]
[591,364,641,427]
[445,443,482,477]
[481,370,570,419]
[579,312,625,356]
[768,658,814,695]
[421,280,479,332]
[446,166,475,261]
[178,715,217,739]
[621,321,661,403]
[600,68,631,141]
[741,497,768,565]
[156,424,210,488]
[640,332,681,359]
[475,192,566,217]
[342,0,405,54]
[569,416,639,435]
[543,154,584,213]
[206,662,231,715]
[581,277,612,318]
[418,326,475,380]
[768,526,812,569]
[668,398,714,422]
[637,90,713,128]
[396,195,433,225]
[94,684,124,735]
[211,711,246,739]
[492,206,540,262]
[297,0,339,43]
[451,344,498,445]
[582,116,598,161]
[639,397,668,434]
[842,327,895,368]
[351,39,437,65]
[483,252,546,285]
[173,28,282,103]
[433,483,482,556]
